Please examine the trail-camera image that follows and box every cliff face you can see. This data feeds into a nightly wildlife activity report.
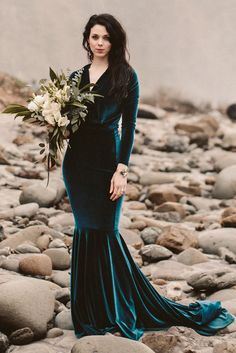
[1,0,236,105]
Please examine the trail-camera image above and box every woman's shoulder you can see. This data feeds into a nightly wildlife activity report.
[127,66,139,92]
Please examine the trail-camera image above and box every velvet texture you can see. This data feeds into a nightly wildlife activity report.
[62,64,234,341]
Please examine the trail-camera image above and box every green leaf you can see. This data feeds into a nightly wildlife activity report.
[15,110,32,117]
[49,67,58,82]
[72,124,79,133]
[1,104,29,114]
[70,102,87,109]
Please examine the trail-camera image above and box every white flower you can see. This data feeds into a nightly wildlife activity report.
[57,115,70,127]
[34,95,45,105]
[27,101,38,112]
[44,114,56,126]
[53,110,62,123]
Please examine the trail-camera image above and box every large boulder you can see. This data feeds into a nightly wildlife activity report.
[157,225,198,253]
[71,335,155,353]
[19,254,52,276]
[213,165,236,199]
[0,225,64,250]
[0,278,55,338]
[198,228,236,255]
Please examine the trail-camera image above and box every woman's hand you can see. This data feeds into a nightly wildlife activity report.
[109,171,127,201]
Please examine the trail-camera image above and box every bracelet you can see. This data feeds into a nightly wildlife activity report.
[116,166,129,177]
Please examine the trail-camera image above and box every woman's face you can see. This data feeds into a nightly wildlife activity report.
[87,24,112,59]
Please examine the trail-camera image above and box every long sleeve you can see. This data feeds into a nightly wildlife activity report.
[118,69,140,166]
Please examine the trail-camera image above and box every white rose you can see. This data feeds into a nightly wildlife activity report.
[27,101,38,112]
[34,95,45,105]
[53,110,62,123]
[44,114,56,126]
[50,102,61,114]
[57,115,70,127]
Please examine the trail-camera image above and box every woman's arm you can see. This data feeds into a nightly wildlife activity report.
[117,69,140,168]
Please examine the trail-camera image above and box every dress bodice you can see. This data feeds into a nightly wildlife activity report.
[68,64,140,166]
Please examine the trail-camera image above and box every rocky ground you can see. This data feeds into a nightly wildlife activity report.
[1,73,236,352]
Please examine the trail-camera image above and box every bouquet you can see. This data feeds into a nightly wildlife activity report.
[1,67,103,186]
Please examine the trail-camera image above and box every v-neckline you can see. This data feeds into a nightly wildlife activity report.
[87,63,109,91]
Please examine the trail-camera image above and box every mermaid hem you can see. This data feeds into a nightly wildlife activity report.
[69,227,234,341]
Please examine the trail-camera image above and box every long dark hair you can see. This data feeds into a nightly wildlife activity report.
[82,13,133,104]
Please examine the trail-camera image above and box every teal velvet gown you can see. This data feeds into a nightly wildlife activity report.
[62,63,234,341]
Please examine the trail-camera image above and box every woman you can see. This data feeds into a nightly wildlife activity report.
[62,13,234,341]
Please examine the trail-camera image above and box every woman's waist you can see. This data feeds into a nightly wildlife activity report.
[70,122,119,136]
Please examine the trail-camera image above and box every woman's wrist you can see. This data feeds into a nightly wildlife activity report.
[116,163,129,177]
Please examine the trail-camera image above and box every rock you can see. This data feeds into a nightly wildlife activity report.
[0,225,64,250]
[218,247,236,264]
[140,227,162,245]
[0,278,55,338]
[189,132,209,147]
[139,244,173,263]
[226,103,236,121]
[151,260,193,281]
[129,220,147,230]
[138,103,163,120]
[0,247,11,256]
[141,330,183,353]
[15,243,41,254]
[50,271,70,287]
[120,215,132,228]
[19,254,52,276]
[176,248,208,266]
[157,225,198,253]
[0,332,9,353]
[9,327,34,345]
[213,340,236,353]
[222,132,236,149]
[54,310,73,330]
[198,228,236,255]
[221,214,236,227]
[120,228,143,249]
[46,327,64,338]
[187,269,236,290]
[140,172,176,186]
[43,248,70,270]
[166,281,184,301]
[127,201,147,210]
[222,299,236,316]
[207,288,236,301]
[126,184,140,200]
[164,134,190,153]
[35,234,52,251]
[19,184,57,207]
[1,258,20,272]
[154,211,181,223]
[184,196,220,211]
[213,152,236,171]
[155,202,186,218]
[148,185,186,205]
[14,203,39,218]
[48,213,74,229]
[48,238,67,249]
[55,287,70,304]
[175,184,201,196]
[71,335,155,353]
[213,165,236,199]
[221,207,236,219]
